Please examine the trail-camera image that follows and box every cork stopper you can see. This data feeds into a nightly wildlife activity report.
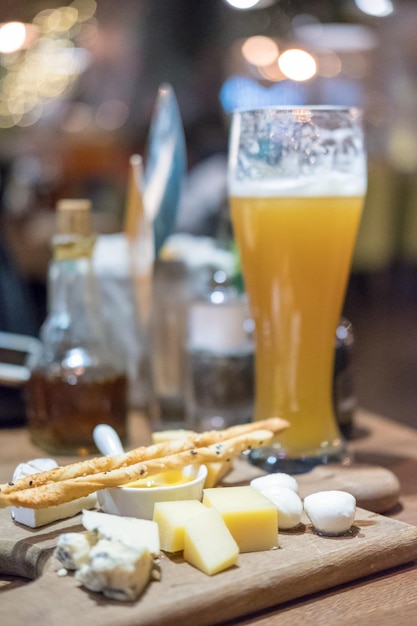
[56,199,92,237]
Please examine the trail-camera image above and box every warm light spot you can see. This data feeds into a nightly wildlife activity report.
[355,0,394,17]
[62,102,93,133]
[278,49,317,81]
[258,60,286,82]
[0,1,96,129]
[224,0,261,8]
[387,124,417,173]
[95,99,129,130]
[46,7,79,33]
[241,36,279,67]
[70,0,97,22]
[16,103,43,127]
[315,49,342,78]
[0,114,15,128]
[0,22,27,53]
[293,23,378,52]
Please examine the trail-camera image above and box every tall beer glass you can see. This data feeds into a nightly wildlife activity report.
[228,107,367,473]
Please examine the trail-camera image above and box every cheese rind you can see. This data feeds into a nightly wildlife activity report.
[153,499,206,552]
[203,486,278,552]
[82,509,160,556]
[183,507,239,575]
[12,496,97,528]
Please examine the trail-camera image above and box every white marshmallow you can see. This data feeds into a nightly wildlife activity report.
[303,490,356,536]
[254,485,303,529]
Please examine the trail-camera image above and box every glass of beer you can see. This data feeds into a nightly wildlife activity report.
[228,107,367,473]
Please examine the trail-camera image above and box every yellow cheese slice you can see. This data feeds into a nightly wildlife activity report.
[204,461,232,488]
[151,429,196,444]
[203,486,278,553]
[183,506,239,575]
[153,499,206,552]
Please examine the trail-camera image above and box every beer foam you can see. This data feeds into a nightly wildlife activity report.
[228,171,367,198]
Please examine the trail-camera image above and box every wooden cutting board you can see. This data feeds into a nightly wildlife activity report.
[1,506,417,626]
[223,460,401,513]
[0,461,402,581]
[1,461,417,626]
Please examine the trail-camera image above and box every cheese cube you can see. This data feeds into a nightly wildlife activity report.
[153,500,206,552]
[203,486,278,552]
[183,507,239,575]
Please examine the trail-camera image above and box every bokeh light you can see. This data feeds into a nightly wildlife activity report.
[315,49,342,78]
[0,2,97,129]
[355,0,394,17]
[278,49,317,82]
[0,22,27,54]
[257,60,286,82]
[241,36,279,67]
[224,0,261,9]
[95,99,129,130]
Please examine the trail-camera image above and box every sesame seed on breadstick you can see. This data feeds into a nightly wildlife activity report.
[0,429,275,509]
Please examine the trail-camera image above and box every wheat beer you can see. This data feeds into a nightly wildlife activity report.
[230,192,363,457]
[228,106,367,468]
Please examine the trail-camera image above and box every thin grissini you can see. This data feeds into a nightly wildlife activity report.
[0,429,276,509]
[0,417,288,495]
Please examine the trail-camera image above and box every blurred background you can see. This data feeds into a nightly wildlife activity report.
[0,0,416,428]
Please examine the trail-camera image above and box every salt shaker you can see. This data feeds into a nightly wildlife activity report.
[184,267,254,432]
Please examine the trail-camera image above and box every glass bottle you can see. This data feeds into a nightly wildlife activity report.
[26,199,128,455]
[333,316,356,439]
[184,267,254,432]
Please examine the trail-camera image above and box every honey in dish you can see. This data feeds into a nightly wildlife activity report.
[124,470,192,489]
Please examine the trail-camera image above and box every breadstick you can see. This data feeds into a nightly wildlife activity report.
[190,417,288,447]
[0,439,196,495]
[0,429,274,509]
[0,417,288,495]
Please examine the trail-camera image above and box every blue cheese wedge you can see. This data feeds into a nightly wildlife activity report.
[75,539,154,601]
[55,512,161,601]
[54,531,98,570]
[11,458,96,528]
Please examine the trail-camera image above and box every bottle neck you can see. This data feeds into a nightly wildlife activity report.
[42,235,104,348]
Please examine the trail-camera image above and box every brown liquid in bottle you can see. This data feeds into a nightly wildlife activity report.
[26,370,128,456]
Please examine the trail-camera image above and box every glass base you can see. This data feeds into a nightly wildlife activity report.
[246,444,351,475]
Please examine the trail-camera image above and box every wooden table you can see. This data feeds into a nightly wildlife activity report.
[2,409,417,625]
